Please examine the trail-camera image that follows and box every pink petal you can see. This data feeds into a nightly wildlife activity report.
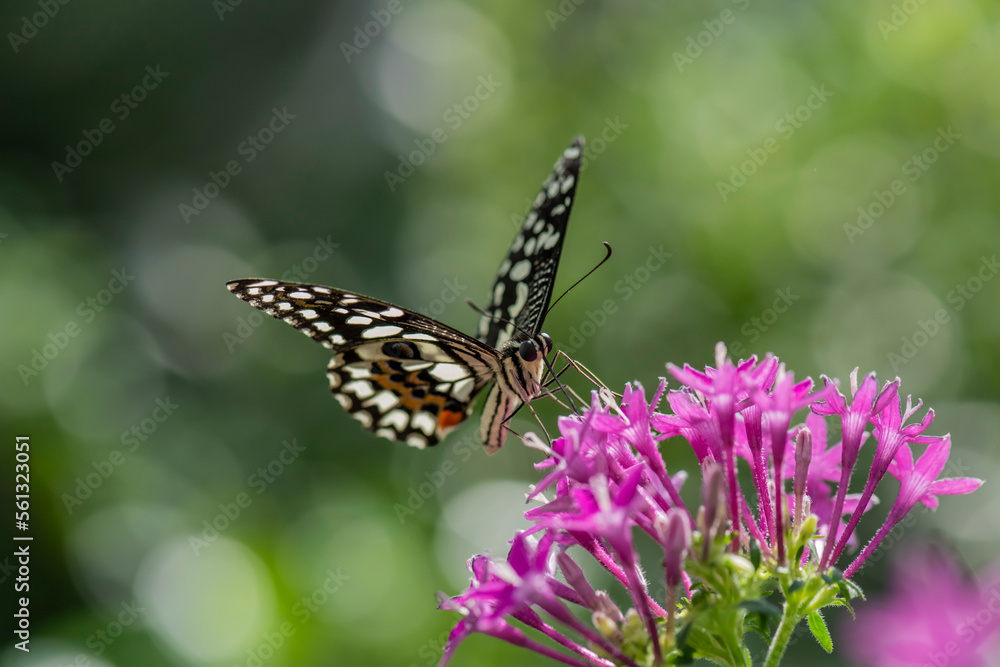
[928,477,984,497]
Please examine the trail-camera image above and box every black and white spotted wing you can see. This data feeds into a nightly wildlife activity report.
[226,280,501,449]
[226,137,584,452]
[476,136,584,348]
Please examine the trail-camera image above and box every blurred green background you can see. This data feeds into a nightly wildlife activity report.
[2,0,999,665]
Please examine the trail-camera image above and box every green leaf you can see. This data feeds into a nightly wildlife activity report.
[750,540,761,570]
[821,568,844,584]
[676,621,693,651]
[745,615,770,641]
[807,611,833,653]
[736,599,783,617]
[832,577,866,604]
[844,578,866,600]
[674,650,695,665]
[787,579,805,595]
[826,597,856,619]
[760,579,781,595]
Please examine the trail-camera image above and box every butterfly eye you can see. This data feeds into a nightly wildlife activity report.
[519,340,538,362]
[540,333,552,352]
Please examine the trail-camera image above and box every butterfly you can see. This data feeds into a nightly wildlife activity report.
[227,137,583,453]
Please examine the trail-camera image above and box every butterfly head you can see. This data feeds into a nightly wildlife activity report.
[497,331,553,397]
[517,333,552,364]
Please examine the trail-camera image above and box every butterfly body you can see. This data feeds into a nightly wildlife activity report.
[227,137,582,453]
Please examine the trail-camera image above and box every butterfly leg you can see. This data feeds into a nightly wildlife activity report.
[535,350,607,415]
[539,358,574,387]
[497,398,553,447]
[551,350,614,394]
[536,364,581,414]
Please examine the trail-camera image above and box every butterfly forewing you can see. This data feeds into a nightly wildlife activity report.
[476,137,584,348]
[227,137,584,452]
[226,279,497,448]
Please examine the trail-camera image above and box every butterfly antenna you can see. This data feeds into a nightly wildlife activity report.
[542,241,612,320]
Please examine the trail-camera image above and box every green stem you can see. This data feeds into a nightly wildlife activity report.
[763,607,798,667]
[726,632,751,667]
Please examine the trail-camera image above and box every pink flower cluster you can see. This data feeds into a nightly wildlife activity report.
[440,345,982,666]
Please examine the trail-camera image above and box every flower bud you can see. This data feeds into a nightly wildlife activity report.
[723,553,756,576]
[592,611,622,642]
[621,608,645,645]
[700,461,725,560]
[793,429,812,528]
[657,508,691,588]
[557,551,599,610]
[799,513,817,544]
[595,591,624,623]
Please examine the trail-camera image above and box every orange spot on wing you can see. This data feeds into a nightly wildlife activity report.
[438,409,466,431]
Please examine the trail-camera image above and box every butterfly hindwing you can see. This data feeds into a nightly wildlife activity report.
[328,339,481,448]
[477,137,584,348]
[226,279,497,447]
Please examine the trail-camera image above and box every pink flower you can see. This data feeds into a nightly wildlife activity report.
[747,365,828,562]
[845,436,983,578]
[811,370,884,568]
[828,387,942,567]
[843,545,1000,667]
